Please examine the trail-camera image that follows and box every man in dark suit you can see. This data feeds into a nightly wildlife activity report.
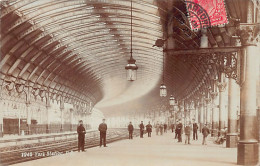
[177,122,183,142]
[139,121,144,138]
[171,123,175,133]
[193,122,198,140]
[164,123,168,133]
[128,122,134,139]
[146,121,152,137]
[77,120,86,152]
[99,119,108,147]
[202,124,210,145]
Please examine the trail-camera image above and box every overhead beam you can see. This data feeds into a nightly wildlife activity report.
[164,47,241,55]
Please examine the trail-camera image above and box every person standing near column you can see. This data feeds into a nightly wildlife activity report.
[139,121,144,138]
[128,122,134,139]
[159,122,164,135]
[77,120,86,152]
[193,122,198,140]
[202,124,210,145]
[171,123,175,133]
[177,121,183,142]
[164,123,168,133]
[146,121,152,137]
[99,119,107,147]
[184,122,191,144]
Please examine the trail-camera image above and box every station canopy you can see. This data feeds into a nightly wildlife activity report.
[1,0,248,116]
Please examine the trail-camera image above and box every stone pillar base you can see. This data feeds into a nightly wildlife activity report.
[237,141,259,165]
[226,133,238,148]
[0,131,3,137]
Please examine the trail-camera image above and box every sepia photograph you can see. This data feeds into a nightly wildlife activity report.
[0,0,259,165]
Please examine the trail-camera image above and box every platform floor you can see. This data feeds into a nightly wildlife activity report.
[13,131,241,166]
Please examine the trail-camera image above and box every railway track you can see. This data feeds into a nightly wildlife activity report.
[0,129,139,166]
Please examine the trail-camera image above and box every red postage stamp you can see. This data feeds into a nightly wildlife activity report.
[185,0,228,30]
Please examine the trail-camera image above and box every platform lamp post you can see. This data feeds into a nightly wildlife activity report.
[15,82,32,135]
[125,0,138,81]
[13,104,20,135]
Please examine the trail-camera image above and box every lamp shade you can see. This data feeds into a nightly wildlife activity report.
[125,57,138,81]
[160,83,167,97]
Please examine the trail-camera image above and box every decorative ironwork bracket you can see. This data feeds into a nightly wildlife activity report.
[175,52,239,81]
[164,47,240,84]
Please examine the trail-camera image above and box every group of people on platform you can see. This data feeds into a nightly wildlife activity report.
[131,120,212,146]
[77,119,221,152]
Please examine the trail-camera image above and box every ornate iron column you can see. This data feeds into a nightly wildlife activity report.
[0,81,4,137]
[205,95,211,125]
[25,86,32,135]
[226,78,239,148]
[46,92,51,134]
[70,108,74,131]
[60,96,64,132]
[217,76,227,131]
[199,95,204,132]
[210,91,219,137]
[237,22,259,165]
[194,99,199,124]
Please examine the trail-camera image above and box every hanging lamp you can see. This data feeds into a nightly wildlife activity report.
[125,0,138,81]
[160,52,167,97]
[169,95,175,105]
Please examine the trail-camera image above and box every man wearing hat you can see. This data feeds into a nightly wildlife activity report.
[139,121,144,138]
[202,123,210,145]
[128,122,134,139]
[99,119,108,147]
[77,120,86,152]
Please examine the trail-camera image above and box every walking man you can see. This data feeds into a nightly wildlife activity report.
[159,122,164,135]
[164,123,167,133]
[77,120,86,152]
[171,123,175,133]
[202,124,210,145]
[184,123,191,144]
[139,121,144,138]
[175,121,179,139]
[193,122,198,140]
[99,119,108,147]
[146,121,152,137]
[177,121,183,142]
[128,122,134,139]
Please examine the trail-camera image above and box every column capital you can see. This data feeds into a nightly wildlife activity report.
[210,92,218,100]
[217,82,227,92]
[204,98,211,104]
[237,23,260,46]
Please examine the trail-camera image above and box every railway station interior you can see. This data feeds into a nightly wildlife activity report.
[0,0,260,165]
